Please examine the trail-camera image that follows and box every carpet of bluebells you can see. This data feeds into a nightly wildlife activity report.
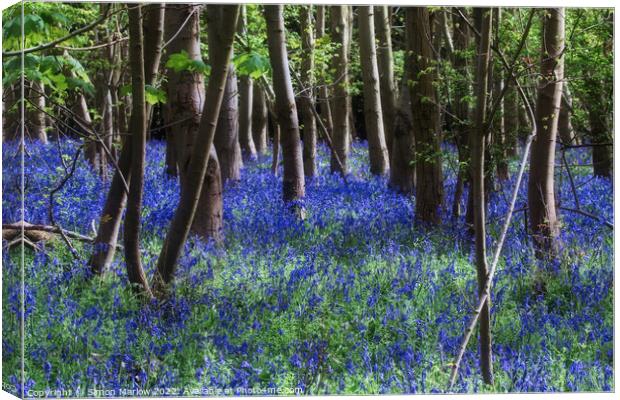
[2,138,613,395]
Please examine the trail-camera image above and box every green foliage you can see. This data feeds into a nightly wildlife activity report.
[165,50,209,75]
[233,51,270,79]
[145,84,167,105]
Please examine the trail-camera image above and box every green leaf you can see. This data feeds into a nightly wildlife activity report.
[145,85,167,105]
[234,51,270,79]
[165,51,191,72]
[120,84,132,97]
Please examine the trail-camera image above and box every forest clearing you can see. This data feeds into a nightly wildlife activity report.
[1,2,614,397]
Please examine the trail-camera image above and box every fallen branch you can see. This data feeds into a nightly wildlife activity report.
[559,207,613,230]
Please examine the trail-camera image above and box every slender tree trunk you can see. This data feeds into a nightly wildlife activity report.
[493,8,508,181]
[406,7,444,224]
[504,81,519,157]
[558,82,576,145]
[388,78,415,193]
[589,106,612,177]
[124,5,152,297]
[28,81,48,143]
[154,5,240,292]
[89,3,165,276]
[472,7,494,385]
[252,85,268,155]
[315,5,334,141]
[215,65,242,182]
[330,5,351,174]
[451,8,471,217]
[528,8,564,259]
[358,6,389,175]
[164,3,223,241]
[374,5,396,160]
[237,6,257,161]
[264,5,306,204]
[300,5,317,178]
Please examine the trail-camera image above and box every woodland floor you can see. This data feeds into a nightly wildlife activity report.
[1,139,613,395]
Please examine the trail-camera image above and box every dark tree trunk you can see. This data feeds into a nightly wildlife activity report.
[358,6,390,176]
[589,107,612,177]
[472,7,494,385]
[154,5,240,292]
[406,7,444,224]
[300,5,317,178]
[528,8,564,259]
[374,5,397,159]
[264,5,306,204]
[330,5,351,174]
[451,7,471,217]
[388,79,415,194]
[493,8,508,181]
[215,65,242,183]
[124,5,152,297]
[164,3,223,241]
[504,81,519,157]
[252,85,268,155]
[315,5,334,142]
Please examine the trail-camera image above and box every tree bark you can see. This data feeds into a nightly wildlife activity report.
[406,7,444,224]
[472,7,494,385]
[300,5,317,178]
[388,78,415,194]
[215,64,242,182]
[237,6,257,161]
[330,5,351,174]
[315,5,334,142]
[252,85,268,155]
[451,7,471,217]
[124,5,152,297]
[358,6,390,175]
[558,82,576,145]
[164,3,223,241]
[27,81,48,143]
[504,81,519,157]
[374,5,397,160]
[493,8,508,181]
[589,106,612,177]
[264,5,306,204]
[154,5,240,292]
[528,8,564,259]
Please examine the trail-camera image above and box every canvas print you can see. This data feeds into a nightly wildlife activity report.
[1,1,614,397]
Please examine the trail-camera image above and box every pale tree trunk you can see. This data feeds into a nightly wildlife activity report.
[451,7,471,217]
[300,5,317,178]
[89,3,165,276]
[330,5,351,174]
[315,5,334,140]
[215,65,242,182]
[558,82,576,145]
[154,5,240,292]
[28,81,48,143]
[252,85,268,155]
[504,82,519,156]
[406,7,444,224]
[493,8,508,181]
[264,5,306,204]
[374,5,396,160]
[528,8,564,259]
[388,78,415,193]
[358,6,389,175]
[164,3,223,241]
[124,5,152,297]
[237,5,257,161]
[472,7,494,385]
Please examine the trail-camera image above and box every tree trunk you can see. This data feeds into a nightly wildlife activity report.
[558,82,576,145]
[237,6,258,161]
[89,3,164,276]
[472,7,494,385]
[300,5,317,178]
[493,8,508,181]
[589,106,612,177]
[315,5,334,142]
[264,5,306,204]
[451,7,471,217]
[124,5,152,297]
[27,81,48,143]
[528,8,564,259]
[374,5,396,160]
[388,78,415,194]
[164,3,223,241]
[330,5,351,174]
[406,7,444,224]
[252,85,268,155]
[215,64,242,183]
[504,81,519,157]
[358,6,390,175]
[154,5,240,291]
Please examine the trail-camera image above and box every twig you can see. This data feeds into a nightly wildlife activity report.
[57,36,128,51]
[558,207,613,230]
